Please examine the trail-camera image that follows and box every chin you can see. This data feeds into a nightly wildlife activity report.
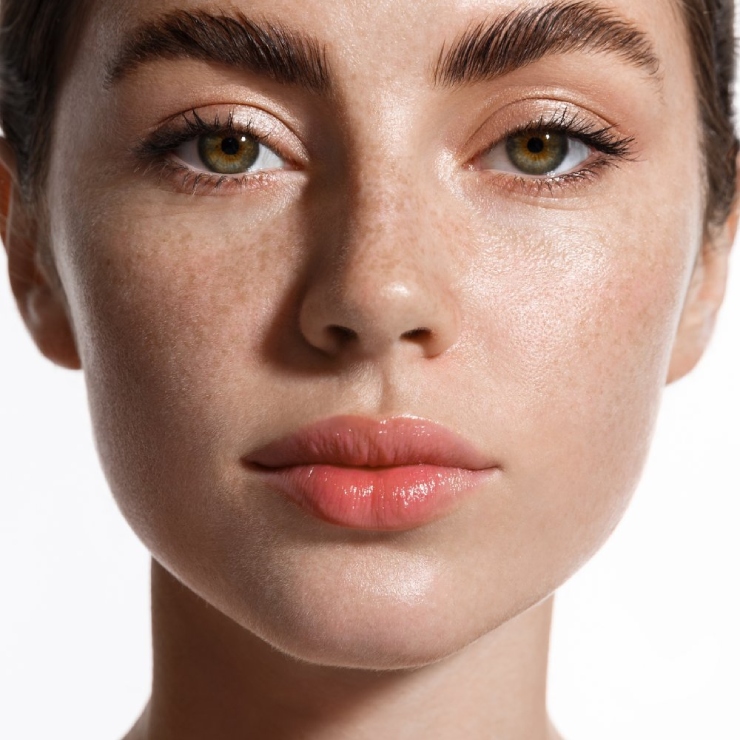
[253,599,491,671]
[214,546,542,671]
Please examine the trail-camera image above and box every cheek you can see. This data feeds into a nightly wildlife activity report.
[53,193,309,547]
[452,189,700,599]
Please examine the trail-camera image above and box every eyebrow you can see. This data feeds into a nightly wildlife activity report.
[106,10,331,92]
[433,1,662,87]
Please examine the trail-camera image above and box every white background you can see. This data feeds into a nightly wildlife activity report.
[2,57,740,740]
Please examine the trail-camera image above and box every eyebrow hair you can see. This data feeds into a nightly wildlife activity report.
[433,1,661,87]
[106,10,331,92]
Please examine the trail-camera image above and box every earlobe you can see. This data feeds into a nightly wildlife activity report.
[0,139,81,370]
[667,186,739,385]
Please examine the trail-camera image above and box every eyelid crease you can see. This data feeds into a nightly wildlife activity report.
[135,108,282,158]
[487,108,638,162]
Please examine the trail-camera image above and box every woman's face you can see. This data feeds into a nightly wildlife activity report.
[30,0,729,667]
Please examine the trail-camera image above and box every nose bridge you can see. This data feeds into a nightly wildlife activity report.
[338,88,433,259]
[344,159,429,280]
[298,143,461,360]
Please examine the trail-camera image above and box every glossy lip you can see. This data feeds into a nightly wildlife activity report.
[245,416,499,531]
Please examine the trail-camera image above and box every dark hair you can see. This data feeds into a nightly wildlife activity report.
[679,0,739,229]
[0,0,737,227]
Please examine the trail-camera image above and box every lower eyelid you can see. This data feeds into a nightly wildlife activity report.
[156,159,283,196]
[478,157,617,200]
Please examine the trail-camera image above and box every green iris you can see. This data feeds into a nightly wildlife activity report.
[198,133,260,174]
[505,131,569,176]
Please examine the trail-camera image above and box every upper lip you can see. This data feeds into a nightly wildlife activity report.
[247,415,495,470]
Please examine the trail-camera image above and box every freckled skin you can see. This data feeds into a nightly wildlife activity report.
[2,0,737,737]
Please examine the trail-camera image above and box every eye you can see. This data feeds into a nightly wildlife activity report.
[482,130,591,177]
[175,132,285,175]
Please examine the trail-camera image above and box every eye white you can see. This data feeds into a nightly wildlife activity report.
[481,136,592,177]
[174,137,286,174]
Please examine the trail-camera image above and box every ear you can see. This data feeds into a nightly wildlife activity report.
[667,178,739,384]
[0,139,81,370]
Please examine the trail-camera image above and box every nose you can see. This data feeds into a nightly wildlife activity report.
[298,185,461,361]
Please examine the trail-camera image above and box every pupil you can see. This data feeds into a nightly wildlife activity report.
[527,137,546,154]
[220,137,242,156]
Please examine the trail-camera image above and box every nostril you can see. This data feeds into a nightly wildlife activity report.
[327,325,358,344]
[402,327,432,342]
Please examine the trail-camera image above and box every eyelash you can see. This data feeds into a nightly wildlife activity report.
[135,109,290,195]
[481,109,637,196]
[135,107,636,196]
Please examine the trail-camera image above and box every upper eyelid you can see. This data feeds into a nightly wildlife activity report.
[465,96,634,149]
[497,111,627,145]
[140,102,630,156]
[474,110,637,167]
[136,106,307,165]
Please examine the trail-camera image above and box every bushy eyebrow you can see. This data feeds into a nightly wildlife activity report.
[105,9,331,92]
[433,1,662,87]
[106,3,661,96]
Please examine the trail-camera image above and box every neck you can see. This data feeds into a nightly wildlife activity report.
[128,560,560,740]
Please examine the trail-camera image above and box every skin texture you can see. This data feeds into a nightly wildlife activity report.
[0,0,738,737]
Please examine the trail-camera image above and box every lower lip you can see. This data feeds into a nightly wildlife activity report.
[255,464,493,531]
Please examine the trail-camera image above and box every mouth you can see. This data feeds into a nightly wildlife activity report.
[245,416,499,531]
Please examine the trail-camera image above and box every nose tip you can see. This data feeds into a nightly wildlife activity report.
[299,276,460,360]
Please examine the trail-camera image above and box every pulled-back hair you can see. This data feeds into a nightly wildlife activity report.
[0,0,737,227]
